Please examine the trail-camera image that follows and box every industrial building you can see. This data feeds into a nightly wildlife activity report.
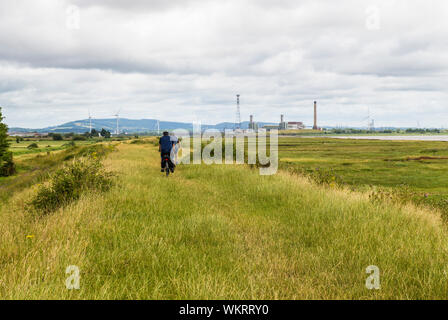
[263,114,305,131]
[248,115,259,131]
[286,122,305,130]
[238,97,315,132]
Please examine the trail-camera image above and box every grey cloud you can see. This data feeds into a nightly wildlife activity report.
[0,0,447,128]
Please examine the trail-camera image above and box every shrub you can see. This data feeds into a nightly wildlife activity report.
[29,157,114,215]
[100,129,111,139]
[306,168,343,187]
[52,134,63,141]
[130,139,153,145]
[78,144,115,157]
[27,143,39,149]
[282,164,344,188]
[63,141,76,148]
[73,135,87,141]
[64,132,75,139]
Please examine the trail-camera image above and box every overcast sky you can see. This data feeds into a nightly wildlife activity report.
[0,0,447,128]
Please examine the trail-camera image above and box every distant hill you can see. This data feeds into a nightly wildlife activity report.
[9,118,277,134]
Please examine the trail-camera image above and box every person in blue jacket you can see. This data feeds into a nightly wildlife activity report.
[159,131,175,173]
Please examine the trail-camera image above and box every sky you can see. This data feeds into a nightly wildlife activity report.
[0,0,447,129]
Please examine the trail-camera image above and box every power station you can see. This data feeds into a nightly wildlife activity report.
[249,115,259,131]
[234,96,319,132]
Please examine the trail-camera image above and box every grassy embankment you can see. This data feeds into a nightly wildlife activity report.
[0,142,109,203]
[1,140,448,299]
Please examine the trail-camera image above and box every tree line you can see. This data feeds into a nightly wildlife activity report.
[47,128,112,141]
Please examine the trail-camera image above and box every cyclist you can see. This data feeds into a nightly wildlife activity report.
[159,131,175,173]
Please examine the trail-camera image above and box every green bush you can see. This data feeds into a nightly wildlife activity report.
[52,134,63,141]
[0,151,15,176]
[100,129,111,139]
[29,157,114,215]
[63,141,76,148]
[64,132,75,139]
[73,135,87,141]
[282,164,344,188]
[27,143,39,149]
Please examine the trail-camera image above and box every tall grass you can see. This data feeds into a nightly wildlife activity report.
[0,143,447,299]
[0,144,114,203]
[28,157,114,215]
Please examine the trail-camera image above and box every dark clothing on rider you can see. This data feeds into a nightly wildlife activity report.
[161,152,175,171]
[159,135,173,153]
[159,135,175,171]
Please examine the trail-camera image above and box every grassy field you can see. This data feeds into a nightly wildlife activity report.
[278,137,448,215]
[0,139,101,201]
[9,139,97,156]
[279,137,448,190]
[278,130,448,136]
[0,143,112,203]
[1,140,448,299]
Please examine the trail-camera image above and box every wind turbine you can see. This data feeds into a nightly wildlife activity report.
[114,109,121,135]
[88,109,92,135]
